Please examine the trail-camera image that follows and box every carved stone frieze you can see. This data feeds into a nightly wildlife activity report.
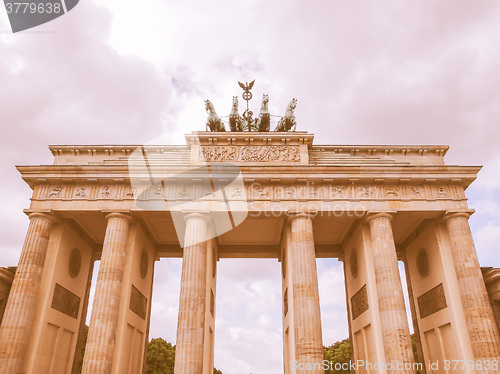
[436,186,449,198]
[199,145,300,163]
[36,182,465,203]
[409,186,424,198]
[48,186,63,198]
[351,284,369,320]
[125,187,136,198]
[74,187,87,198]
[357,186,375,198]
[100,185,113,198]
[332,186,346,198]
[385,186,399,197]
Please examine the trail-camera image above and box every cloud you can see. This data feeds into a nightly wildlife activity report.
[215,259,283,374]
[475,221,500,267]
[149,259,183,343]
[0,0,175,264]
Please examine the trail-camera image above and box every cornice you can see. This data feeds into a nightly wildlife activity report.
[310,144,449,155]
[47,144,448,156]
[16,164,482,174]
[16,164,481,189]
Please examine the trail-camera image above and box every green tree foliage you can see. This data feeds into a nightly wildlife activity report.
[322,335,421,374]
[323,338,351,374]
[145,338,222,374]
[78,331,222,374]
[411,334,422,374]
[411,334,418,361]
[146,338,176,374]
[76,325,88,374]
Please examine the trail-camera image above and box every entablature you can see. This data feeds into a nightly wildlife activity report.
[46,132,451,168]
[17,164,481,190]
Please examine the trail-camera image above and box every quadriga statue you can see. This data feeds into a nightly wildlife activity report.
[229,96,244,132]
[256,94,271,132]
[205,99,226,132]
[275,98,297,132]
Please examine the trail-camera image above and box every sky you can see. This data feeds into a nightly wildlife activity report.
[1,1,500,373]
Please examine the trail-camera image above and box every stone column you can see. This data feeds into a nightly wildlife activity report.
[174,213,209,374]
[0,212,55,374]
[289,213,324,373]
[340,256,355,372]
[444,212,500,365]
[81,213,132,374]
[367,213,415,373]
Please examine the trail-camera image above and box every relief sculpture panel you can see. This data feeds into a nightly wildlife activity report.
[199,145,300,163]
[351,284,369,320]
[417,283,447,318]
[35,182,463,205]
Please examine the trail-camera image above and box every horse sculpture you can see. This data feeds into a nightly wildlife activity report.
[275,98,297,132]
[205,99,225,132]
[229,96,244,132]
[256,94,271,132]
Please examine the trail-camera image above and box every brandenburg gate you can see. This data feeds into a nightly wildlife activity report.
[0,91,499,374]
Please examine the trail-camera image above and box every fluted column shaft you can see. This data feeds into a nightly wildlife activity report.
[0,212,55,374]
[367,213,415,374]
[444,213,500,367]
[82,213,132,374]
[174,213,209,374]
[289,213,324,373]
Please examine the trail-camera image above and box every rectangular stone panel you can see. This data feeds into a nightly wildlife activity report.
[51,283,80,319]
[199,145,301,163]
[351,285,369,320]
[284,288,288,316]
[210,289,215,318]
[417,283,447,318]
[129,285,147,320]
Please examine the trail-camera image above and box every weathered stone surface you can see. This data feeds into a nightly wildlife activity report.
[289,213,324,373]
[367,213,416,374]
[174,213,209,374]
[444,213,500,367]
[4,132,499,374]
[81,213,132,374]
[417,283,447,318]
[69,247,81,278]
[199,145,300,163]
[129,285,147,320]
[51,283,80,319]
[0,212,54,373]
[351,285,369,320]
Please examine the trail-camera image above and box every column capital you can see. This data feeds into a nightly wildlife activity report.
[105,212,133,222]
[287,211,316,222]
[26,211,57,223]
[442,210,473,222]
[366,212,394,223]
[183,212,211,222]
